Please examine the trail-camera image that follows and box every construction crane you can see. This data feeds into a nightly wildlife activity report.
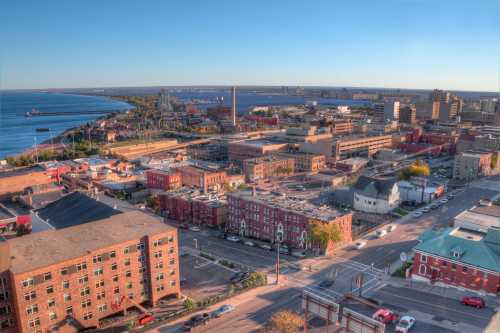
[111,296,155,326]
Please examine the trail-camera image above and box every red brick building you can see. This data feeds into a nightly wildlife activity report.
[176,166,227,193]
[0,211,180,333]
[242,155,295,182]
[226,190,352,253]
[146,170,182,191]
[412,227,500,295]
[158,189,227,228]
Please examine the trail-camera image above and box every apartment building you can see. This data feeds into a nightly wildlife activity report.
[145,170,182,191]
[0,211,180,333]
[330,120,354,135]
[453,151,497,180]
[158,188,227,227]
[226,190,352,253]
[399,105,416,124]
[333,135,393,161]
[176,165,227,192]
[242,155,295,181]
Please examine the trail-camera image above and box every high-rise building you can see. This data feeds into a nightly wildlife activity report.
[430,89,451,103]
[231,86,237,126]
[415,101,439,120]
[399,105,417,124]
[480,99,498,113]
[373,101,400,122]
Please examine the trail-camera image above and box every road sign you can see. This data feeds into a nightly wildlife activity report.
[400,252,408,262]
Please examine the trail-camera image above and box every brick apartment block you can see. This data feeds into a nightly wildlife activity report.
[0,211,180,333]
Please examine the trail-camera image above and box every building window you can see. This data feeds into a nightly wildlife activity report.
[94,267,104,276]
[169,258,175,265]
[451,263,457,270]
[63,294,71,302]
[95,280,104,288]
[81,300,91,308]
[114,287,120,294]
[66,306,73,316]
[98,304,107,313]
[154,251,163,258]
[44,272,52,281]
[124,258,131,266]
[60,267,69,275]
[26,304,39,315]
[93,255,102,263]
[123,247,130,255]
[156,285,164,292]
[138,267,146,274]
[110,250,116,258]
[112,275,119,282]
[441,261,447,267]
[76,262,87,271]
[83,312,93,320]
[49,312,57,321]
[111,263,118,270]
[78,275,88,284]
[97,291,106,300]
[420,255,427,263]
[24,291,36,301]
[153,240,162,247]
[22,278,34,288]
[80,287,90,297]
[168,247,175,254]
[170,280,176,287]
[62,280,70,289]
[463,266,468,273]
[47,299,56,307]
[28,318,40,328]
[46,285,54,294]
[127,282,133,289]
[156,273,164,281]
[137,242,145,250]
[155,262,163,269]
[419,264,427,275]
[125,270,132,278]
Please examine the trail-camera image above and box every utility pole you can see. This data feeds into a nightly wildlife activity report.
[275,229,283,284]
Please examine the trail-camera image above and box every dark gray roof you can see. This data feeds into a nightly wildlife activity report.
[354,175,398,199]
[35,191,121,229]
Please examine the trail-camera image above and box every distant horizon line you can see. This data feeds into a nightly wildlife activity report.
[1,84,499,95]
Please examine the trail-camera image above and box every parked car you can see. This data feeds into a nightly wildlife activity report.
[395,315,415,333]
[422,207,431,213]
[372,308,398,324]
[226,235,240,242]
[180,223,189,229]
[184,313,210,331]
[461,296,485,308]
[244,240,255,247]
[387,225,397,232]
[439,198,448,204]
[189,226,201,232]
[354,240,367,250]
[211,304,235,318]
[412,211,423,218]
[376,230,387,238]
[279,244,290,254]
[318,279,334,288]
[260,243,273,251]
[430,203,439,209]
[291,250,306,258]
[230,271,250,283]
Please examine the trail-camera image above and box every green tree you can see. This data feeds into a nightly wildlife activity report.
[263,310,303,333]
[310,221,343,249]
[183,298,197,311]
[399,160,430,180]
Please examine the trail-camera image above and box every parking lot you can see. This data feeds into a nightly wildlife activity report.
[180,253,235,301]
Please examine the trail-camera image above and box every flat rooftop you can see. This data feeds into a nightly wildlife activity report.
[7,211,175,274]
[161,187,227,206]
[232,139,286,148]
[229,190,345,222]
[0,165,45,179]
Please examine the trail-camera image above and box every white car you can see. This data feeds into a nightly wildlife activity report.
[354,240,367,250]
[260,244,272,251]
[422,207,430,213]
[226,235,240,242]
[387,225,397,232]
[439,198,448,204]
[395,315,415,333]
[189,226,200,232]
[244,241,255,247]
[412,211,423,218]
[376,230,387,238]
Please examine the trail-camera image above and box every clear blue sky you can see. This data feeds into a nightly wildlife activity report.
[1,0,499,91]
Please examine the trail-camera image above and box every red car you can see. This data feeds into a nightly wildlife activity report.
[461,296,485,308]
[372,308,399,324]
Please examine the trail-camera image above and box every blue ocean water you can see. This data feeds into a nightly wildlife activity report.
[0,92,132,158]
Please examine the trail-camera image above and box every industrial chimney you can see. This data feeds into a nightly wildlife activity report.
[231,86,236,126]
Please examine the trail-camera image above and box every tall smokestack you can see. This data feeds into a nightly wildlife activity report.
[231,86,236,126]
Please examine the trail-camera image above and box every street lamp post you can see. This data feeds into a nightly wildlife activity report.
[275,229,283,285]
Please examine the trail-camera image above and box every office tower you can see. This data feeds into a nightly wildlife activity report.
[373,101,400,122]
[430,89,451,103]
[231,86,236,126]
[399,105,417,124]
[481,99,498,113]
[158,89,171,111]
